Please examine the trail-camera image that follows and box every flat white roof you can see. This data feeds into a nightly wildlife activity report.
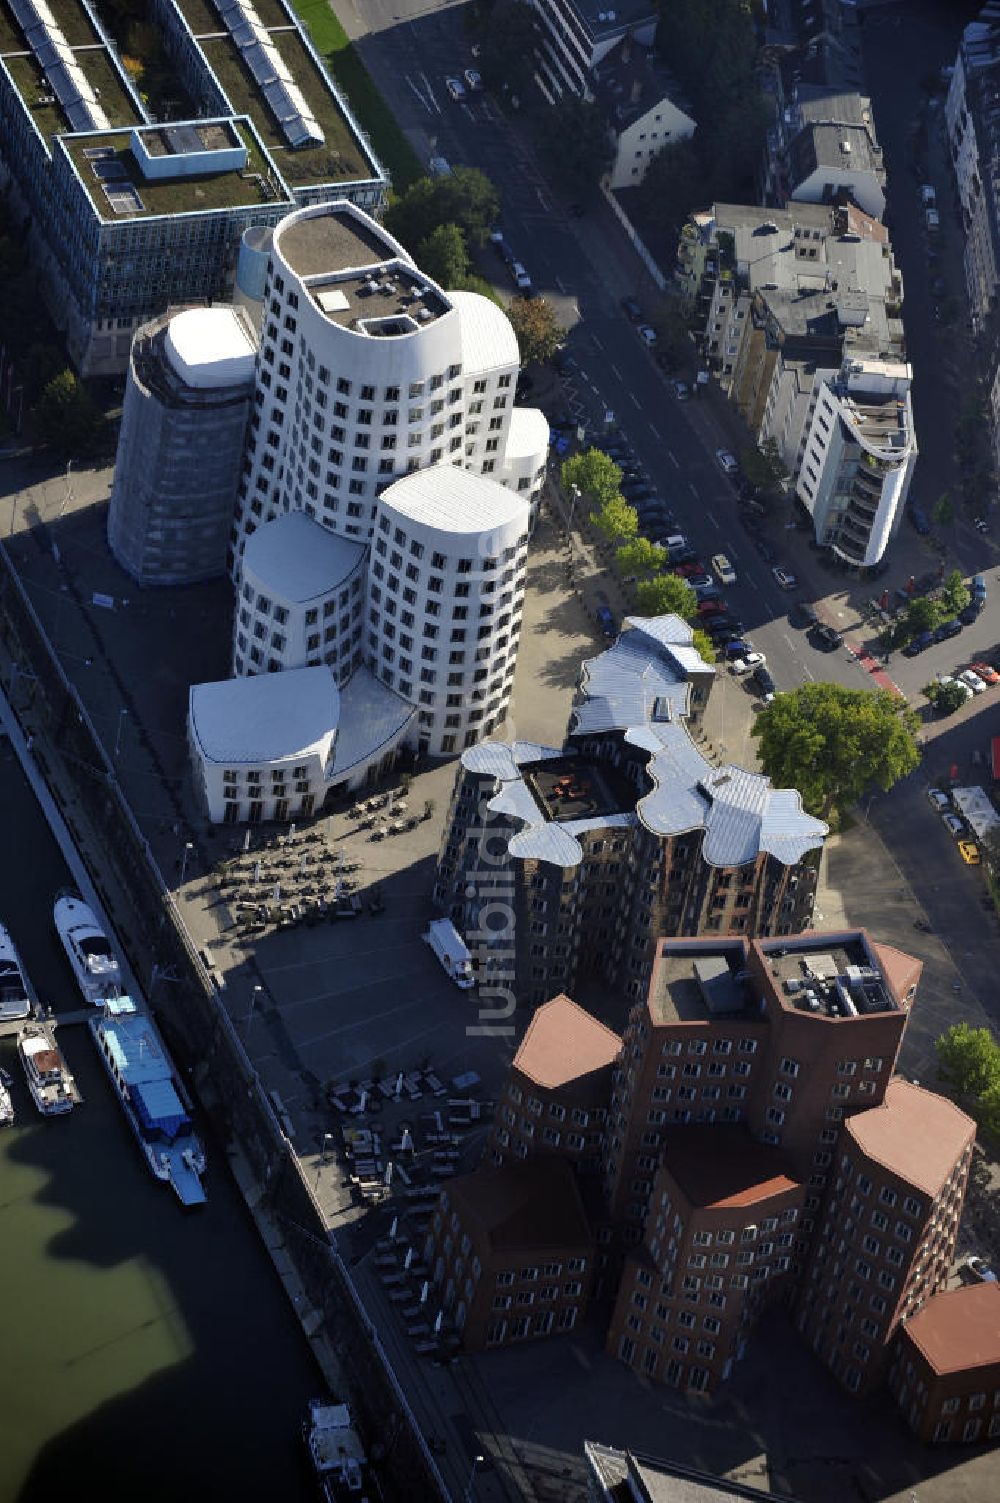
[451,289,519,372]
[189,666,339,765]
[164,307,257,388]
[242,512,366,602]
[379,464,529,540]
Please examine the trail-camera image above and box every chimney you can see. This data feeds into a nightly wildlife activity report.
[631,78,642,105]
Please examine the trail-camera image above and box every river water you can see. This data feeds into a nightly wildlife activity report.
[0,738,318,1501]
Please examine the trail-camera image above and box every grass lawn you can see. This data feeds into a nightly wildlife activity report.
[293,0,423,191]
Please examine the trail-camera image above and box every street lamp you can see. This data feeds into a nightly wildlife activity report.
[114,706,128,758]
[178,840,194,886]
[568,484,581,527]
[246,982,263,1027]
[464,1455,485,1502]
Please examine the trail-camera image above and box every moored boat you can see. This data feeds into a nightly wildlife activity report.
[17,1022,81,1115]
[53,890,123,1007]
[0,1065,14,1126]
[303,1397,378,1502]
[0,922,38,1024]
[88,997,206,1207]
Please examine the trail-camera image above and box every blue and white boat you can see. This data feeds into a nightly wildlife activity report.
[0,922,38,1023]
[89,997,207,1206]
[53,891,123,1007]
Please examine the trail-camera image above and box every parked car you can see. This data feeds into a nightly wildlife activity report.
[445,76,466,101]
[933,618,963,643]
[959,601,982,625]
[791,601,818,628]
[958,668,988,695]
[723,639,756,660]
[464,68,482,91]
[621,481,655,500]
[926,788,950,812]
[697,598,728,616]
[772,566,797,590]
[595,605,616,639]
[907,502,931,535]
[942,811,966,838]
[958,840,981,865]
[509,261,532,293]
[970,661,1000,684]
[972,573,988,603]
[707,616,745,640]
[752,665,777,702]
[621,297,642,322]
[731,652,766,675]
[638,324,657,346]
[965,1254,999,1283]
[810,622,841,651]
[711,553,736,586]
[672,380,690,401]
[689,574,716,595]
[902,630,933,657]
[715,448,738,475]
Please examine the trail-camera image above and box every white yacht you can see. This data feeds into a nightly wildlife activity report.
[303,1398,377,1502]
[0,1066,14,1127]
[18,1022,82,1116]
[0,922,38,1023]
[53,891,123,1007]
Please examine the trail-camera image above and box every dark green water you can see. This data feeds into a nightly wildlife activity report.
[0,738,319,1501]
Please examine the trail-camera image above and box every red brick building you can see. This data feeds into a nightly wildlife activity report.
[606,1126,807,1390]
[889,1281,1000,1443]
[487,992,620,1175]
[423,1157,594,1350]
[797,1079,975,1396]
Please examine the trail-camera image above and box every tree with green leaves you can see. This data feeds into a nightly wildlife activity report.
[936,1024,1000,1140]
[384,166,500,254]
[740,438,788,496]
[636,138,705,243]
[890,594,948,647]
[933,492,954,526]
[33,369,101,454]
[635,572,697,619]
[415,222,470,288]
[480,0,537,101]
[615,536,665,580]
[752,682,920,821]
[942,568,971,615]
[505,296,563,366]
[590,495,638,544]
[692,627,717,662]
[539,96,614,193]
[561,448,622,509]
[924,679,969,716]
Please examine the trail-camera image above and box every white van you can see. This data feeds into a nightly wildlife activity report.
[424,919,475,989]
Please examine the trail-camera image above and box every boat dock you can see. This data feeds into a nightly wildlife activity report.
[0,1006,94,1041]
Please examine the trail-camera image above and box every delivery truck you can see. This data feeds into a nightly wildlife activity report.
[424,919,475,989]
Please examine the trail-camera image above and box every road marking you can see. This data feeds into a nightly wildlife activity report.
[667,450,679,469]
[419,72,441,113]
[405,76,432,113]
[630,393,641,409]
[611,364,623,381]
[782,634,795,651]
[689,482,699,497]
[591,335,605,351]
[554,276,568,294]
[802,664,815,681]
[649,423,661,439]
[746,577,762,593]
[536,188,551,212]
[705,509,719,530]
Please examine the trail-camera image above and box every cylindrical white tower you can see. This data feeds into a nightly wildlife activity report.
[369,467,530,757]
[108,305,257,586]
[234,224,274,333]
[232,201,524,568]
[233,511,366,682]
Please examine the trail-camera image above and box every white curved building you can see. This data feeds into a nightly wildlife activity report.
[370,467,530,756]
[109,305,257,586]
[232,201,546,562]
[233,510,365,681]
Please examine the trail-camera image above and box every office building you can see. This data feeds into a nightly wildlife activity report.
[692,201,914,568]
[233,201,546,565]
[423,1158,595,1350]
[889,1281,1000,1444]
[434,615,827,1008]
[0,0,385,373]
[946,4,1000,334]
[108,305,257,586]
[797,1078,974,1397]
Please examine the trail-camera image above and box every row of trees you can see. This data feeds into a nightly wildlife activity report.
[383,166,503,304]
[890,570,970,647]
[559,448,715,659]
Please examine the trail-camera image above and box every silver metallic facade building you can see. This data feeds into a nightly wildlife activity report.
[433,617,828,1008]
[108,306,257,587]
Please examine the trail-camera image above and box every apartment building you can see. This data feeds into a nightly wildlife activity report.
[607,1127,807,1392]
[946,3,1000,334]
[486,993,621,1177]
[764,86,885,219]
[434,615,827,1008]
[797,1079,975,1397]
[694,200,914,568]
[233,202,546,564]
[889,1281,1000,1444]
[592,37,695,192]
[527,0,657,103]
[0,0,385,373]
[423,1158,595,1350]
[108,305,257,586]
